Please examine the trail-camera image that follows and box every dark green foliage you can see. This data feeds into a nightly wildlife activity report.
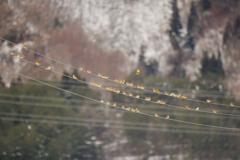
[53,17,63,28]
[170,0,182,37]
[200,0,211,11]
[113,71,240,159]
[200,52,224,78]
[0,79,100,160]
[138,45,159,76]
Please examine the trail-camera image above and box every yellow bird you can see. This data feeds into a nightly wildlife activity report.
[136,69,140,75]
[186,105,190,109]
[72,75,77,79]
[206,99,211,102]
[156,89,160,93]
[23,45,27,49]
[156,100,160,103]
[230,103,234,106]
[114,78,118,82]
[14,53,19,57]
[122,91,127,95]
[126,107,130,110]
[126,82,130,86]
[165,92,168,95]
[116,90,120,93]
[122,105,125,109]
[106,101,110,105]
[104,75,109,79]
[112,88,116,92]
[10,51,14,55]
[136,108,140,112]
[98,73,102,77]
[87,70,91,73]
[165,115,169,119]
[35,61,41,65]
[45,66,51,70]
[112,103,116,107]
[79,67,83,70]
[129,93,133,96]
[100,100,104,103]
[121,79,125,84]
[145,97,151,101]
[153,88,156,92]
[196,107,199,110]
[118,80,122,83]
[155,113,159,117]
[213,109,217,113]
[131,108,136,112]
[135,95,140,98]
[18,54,24,59]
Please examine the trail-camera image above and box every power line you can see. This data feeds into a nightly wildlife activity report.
[4,55,240,117]
[1,65,240,132]
[1,37,237,107]
[0,116,239,136]
[1,98,240,119]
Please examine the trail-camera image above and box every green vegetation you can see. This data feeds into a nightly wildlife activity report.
[0,73,101,160]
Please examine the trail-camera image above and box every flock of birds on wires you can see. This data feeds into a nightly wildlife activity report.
[1,37,240,133]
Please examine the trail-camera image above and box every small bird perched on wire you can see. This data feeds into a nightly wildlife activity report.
[136,69,140,75]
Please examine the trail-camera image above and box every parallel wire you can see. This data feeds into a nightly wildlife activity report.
[0,116,239,136]
[2,99,240,120]
[1,96,240,119]
[0,112,222,130]
[1,66,240,132]
[0,37,237,107]
[5,56,240,117]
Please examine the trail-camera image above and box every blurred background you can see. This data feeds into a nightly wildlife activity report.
[0,0,240,159]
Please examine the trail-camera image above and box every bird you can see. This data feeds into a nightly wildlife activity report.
[121,80,125,84]
[114,78,118,82]
[18,54,24,59]
[79,67,83,70]
[165,115,169,119]
[122,91,127,95]
[155,113,159,117]
[136,108,140,112]
[186,105,190,109]
[230,103,234,106]
[98,73,102,77]
[156,100,161,103]
[10,51,14,55]
[135,95,140,98]
[213,110,217,113]
[116,90,120,93]
[126,107,131,110]
[206,99,211,102]
[196,107,199,110]
[129,93,133,96]
[45,66,51,70]
[145,97,151,101]
[153,88,156,92]
[14,53,19,57]
[131,108,136,112]
[23,45,27,49]
[112,103,116,106]
[165,92,168,95]
[100,100,104,103]
[35,61,41,65]
[156,89,160,93]
[122,105,125,109]
[106,101,110,105]
[136,69,140,75]
[126,82,130,86]
[87,70,91,73]
[73,75,77,79]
